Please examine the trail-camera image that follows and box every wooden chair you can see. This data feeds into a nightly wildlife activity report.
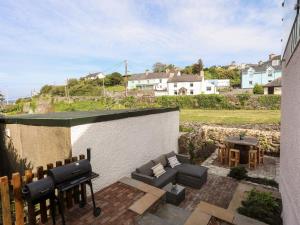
[257,147,264,164]
[229,149,240,167]
[218,145,227,164]
[248,149,257,169]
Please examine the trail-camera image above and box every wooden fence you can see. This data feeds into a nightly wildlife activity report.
[0,154,87,225]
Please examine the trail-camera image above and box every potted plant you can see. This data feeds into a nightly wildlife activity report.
[239,131,247,140]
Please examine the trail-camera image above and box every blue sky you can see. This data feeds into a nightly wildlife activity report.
[0,0,283,99]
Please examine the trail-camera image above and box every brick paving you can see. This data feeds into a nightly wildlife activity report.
[180,174,238,212]
[49,182,144,225]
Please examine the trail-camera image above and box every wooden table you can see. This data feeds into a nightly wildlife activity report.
[225,136,258,164]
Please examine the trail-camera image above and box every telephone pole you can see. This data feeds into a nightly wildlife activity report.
[124,60,128,97]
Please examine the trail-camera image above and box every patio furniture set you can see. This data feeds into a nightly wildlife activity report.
[131,151,208,205]
[218,136,264,169]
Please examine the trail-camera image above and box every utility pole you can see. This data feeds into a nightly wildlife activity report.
[124,60,128,97]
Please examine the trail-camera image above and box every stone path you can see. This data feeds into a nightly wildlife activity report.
[202,149,280,182]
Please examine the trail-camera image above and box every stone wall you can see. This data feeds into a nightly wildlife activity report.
[179,123,280,156]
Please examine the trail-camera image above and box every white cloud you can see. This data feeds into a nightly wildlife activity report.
[0,0,283,98]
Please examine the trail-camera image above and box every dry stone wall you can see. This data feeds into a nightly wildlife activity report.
[179,123,280,156]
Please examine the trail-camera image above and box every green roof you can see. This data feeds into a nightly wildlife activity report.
[0,107,178,127]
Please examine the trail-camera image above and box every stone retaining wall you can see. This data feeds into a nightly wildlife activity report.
[179,124,280,156]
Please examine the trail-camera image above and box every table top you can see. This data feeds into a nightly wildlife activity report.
[163,183,185,195]
[225,136,258,146]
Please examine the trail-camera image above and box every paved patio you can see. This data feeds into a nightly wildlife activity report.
[202,149,280,182]
[180,174,238,212]
[49,182,144,225]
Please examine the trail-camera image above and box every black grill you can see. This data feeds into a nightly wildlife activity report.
[22,150,101,225]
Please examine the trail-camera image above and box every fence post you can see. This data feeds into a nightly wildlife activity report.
[36,166,47,223]
[25,170,35,225]
[0,176,12,225]
[79,155,87,205]
[11,173,24,225]
[64,159,73,209]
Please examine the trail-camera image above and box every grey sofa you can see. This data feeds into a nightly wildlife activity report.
[131,151,208,189]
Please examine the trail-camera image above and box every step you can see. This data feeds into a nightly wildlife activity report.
[137,213,173,225]
[155,204,191,225]
[129,193,160,215]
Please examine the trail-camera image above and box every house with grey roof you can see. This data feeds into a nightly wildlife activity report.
[127,70,219,96]
[241,54,282,89]
[264,77,282,95]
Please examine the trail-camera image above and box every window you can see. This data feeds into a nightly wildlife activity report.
[249,81,253,85]
[159,79,162,83]
[174,91,177,95]
[190,83,193,87]
[268,80,272,83]
[190,90,194,95]
[174,83,177,88]
[147,80,150,84]
[206,87,211,91]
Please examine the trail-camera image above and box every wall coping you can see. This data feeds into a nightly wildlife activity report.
[0,107,179,127]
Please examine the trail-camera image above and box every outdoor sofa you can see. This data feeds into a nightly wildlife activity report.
[131,151,208,189]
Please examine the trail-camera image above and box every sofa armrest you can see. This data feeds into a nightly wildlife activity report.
[131,171,155,185]
[176,153,191,164]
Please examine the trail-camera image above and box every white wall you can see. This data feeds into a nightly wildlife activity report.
[127,78,168,90]
[281,45,300,225]
[71,111,179,192]
[168,82,202,95]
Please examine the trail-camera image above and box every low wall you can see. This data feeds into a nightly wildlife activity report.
[71,110,179,191]
[179,123,280,155]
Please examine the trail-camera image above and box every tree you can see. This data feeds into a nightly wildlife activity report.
[152,62,167,73]
[253,84,264,95]
[105,72,123,86]
[40,85,53,95]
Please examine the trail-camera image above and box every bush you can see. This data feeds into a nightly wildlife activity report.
[253,84,264,95]
[258,95,281,110]
[245,177,279,188]
[238,189,282,225]
[228,166,248,180]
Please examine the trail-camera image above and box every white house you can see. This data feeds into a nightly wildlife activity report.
[127,72,169,93]
[167,72,218,96]
[206,79,230,88]
[84,72,105,80]
[128,71,219,96]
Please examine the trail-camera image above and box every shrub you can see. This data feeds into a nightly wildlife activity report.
[245,177,279,188]
[228,166,248,180]
[258,95,281,110]
[238,189,282,225]
[237,93,250,106]
[253,84,264,95]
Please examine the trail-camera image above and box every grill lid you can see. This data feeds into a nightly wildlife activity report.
[48,159,92,185]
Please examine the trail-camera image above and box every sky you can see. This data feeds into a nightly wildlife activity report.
[0,0,283,99]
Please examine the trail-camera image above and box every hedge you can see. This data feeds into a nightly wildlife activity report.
[155,94,280,110]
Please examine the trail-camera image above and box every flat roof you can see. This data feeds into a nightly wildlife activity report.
[0,107,178,127]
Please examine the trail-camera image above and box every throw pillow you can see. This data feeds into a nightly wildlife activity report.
[168,156,181,168]
[151,163,166,178]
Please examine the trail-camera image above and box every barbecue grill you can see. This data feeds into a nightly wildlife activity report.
[22,149,101,225]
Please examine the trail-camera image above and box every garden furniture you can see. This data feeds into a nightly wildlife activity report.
[225,136,258,164]
[131,151,208,189]
[248,149,258,169]
[162,183,186,205]
[229,149,240,167]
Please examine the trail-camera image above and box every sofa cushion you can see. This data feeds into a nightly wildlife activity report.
[152,163,166,178]
[168,156,181,168]
[174,164,207,178]
[153,167,178,188]
[136,161,155,177]
[152,155,167,167]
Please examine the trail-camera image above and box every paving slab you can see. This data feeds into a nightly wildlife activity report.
[197,201,234,224]
[129,193,159,215]
[184,207,211,225]
[233,213,268,225]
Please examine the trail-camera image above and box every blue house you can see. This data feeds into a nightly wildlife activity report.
[241,54,282,89]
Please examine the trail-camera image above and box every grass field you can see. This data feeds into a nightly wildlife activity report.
[180,109,280,124]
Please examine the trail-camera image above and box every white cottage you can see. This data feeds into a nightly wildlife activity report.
[167,72,218,96]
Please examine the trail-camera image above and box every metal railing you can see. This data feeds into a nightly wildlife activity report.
[283,2,300,64]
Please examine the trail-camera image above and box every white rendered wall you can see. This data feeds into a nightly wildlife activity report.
[280,45,300,225]
[71,111,179,192]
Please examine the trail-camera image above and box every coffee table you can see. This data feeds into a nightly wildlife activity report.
[162,183,185,205]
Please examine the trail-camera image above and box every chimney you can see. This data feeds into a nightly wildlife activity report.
[165,68,170,74]
[200,70,204,77]
[177,71,181,76]
[258,60,263,65]
[145,70,149,76]
[269,54,276,60]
